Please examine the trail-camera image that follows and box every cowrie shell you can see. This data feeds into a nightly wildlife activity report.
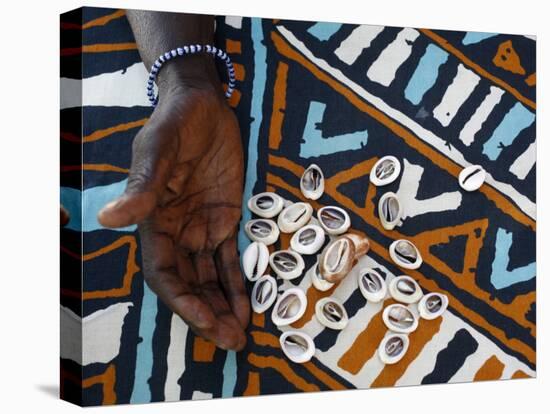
[269,250,305,280]
[317,206,350,235]
[378,333,409,364]
[272,288,307,326]
[388,275,423,304]
[300,164,325,200]
[418,292,448,320]
[315,297,348,330]
[242,241,269,282]
[389,239,422,270]
[308,261,335,292]
[290,224,326,255]
[370,156,401,186]
[459,165,486,192]
[382,304,419,334]
[280,331,315,363]
[358,268,387,303]
[245,219,280,246]
[378,192,403,230]
[248,192,284,218]
[251,275,277,314]
[277,202,313,233]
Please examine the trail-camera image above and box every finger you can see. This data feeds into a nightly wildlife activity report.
[139,223,216,330]
[192,253,247,350]
[215,236,250,329]
[97,116,177,228]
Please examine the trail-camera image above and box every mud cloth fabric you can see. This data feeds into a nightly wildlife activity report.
[60,7,536,406]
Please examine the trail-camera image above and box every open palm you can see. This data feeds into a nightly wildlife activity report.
[98,86,248,350]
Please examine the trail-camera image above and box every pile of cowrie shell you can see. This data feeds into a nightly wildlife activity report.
[243,155,475,364]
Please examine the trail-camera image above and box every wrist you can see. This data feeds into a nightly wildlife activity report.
[157,52,222,97]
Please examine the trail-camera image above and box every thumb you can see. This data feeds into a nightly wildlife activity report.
[98,118,176,228]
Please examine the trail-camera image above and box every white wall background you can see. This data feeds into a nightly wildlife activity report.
[0,0,545,412]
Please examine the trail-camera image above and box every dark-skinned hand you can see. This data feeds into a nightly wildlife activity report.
[97,84,249,351]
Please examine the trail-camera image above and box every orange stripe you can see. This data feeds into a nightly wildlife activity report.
[243,371,260,395]
[226,39,242,54]
[265,162,535,364]
[269,62,289,150]
[233,63,246,81]
[473,355,505,381]
[338,299,396,374]
[226,87,242,108]
[252,311,265,327]
[525,72,536,87]
[248,354,320,392]
[82,364,117,405]
[271,30,535,231]
[251,330,280,348]
[193,337,217,362]
[419,29,535,110]
[61,164,129,173]
[83,118,148,142]
[82,235,140,300]
[371,317,443,387]
[291,284,336,329]
[82,42,137,53]
[511,369,532,379]
[302,362,347,390]
[82,9,125,29]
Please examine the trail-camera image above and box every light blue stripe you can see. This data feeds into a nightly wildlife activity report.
[221,351,237,397]
[130,283,158,403]
[462,32,498,45]
[482,102,535,160]
[61,179,136,232]
[237,17,267,257]
[490,228,535,289]
[404,44,448,105]
[307,22,343,41]
[300,101,368,158]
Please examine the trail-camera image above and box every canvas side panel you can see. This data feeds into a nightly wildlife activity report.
[60,7,83,407]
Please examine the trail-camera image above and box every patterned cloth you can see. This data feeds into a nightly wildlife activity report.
[60,7,536,406]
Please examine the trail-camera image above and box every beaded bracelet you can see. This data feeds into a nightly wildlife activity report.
[146,44,236,107]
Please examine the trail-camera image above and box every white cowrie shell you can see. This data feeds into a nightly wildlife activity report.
[370,156,401,186]
[382,304,419,334]
[248,192,284,218]
[290,224,326,255]
[418,292,448,320]
[245,219,280,246]
[378,192,403,230]
[300,164,324,200]
[358,268,387,302]
[318,236,356,283]
[269,250,305,280]
[277,202,313,233]
[315,297,348,330]
[378,333,409,365]
[317,206,351,235]
[458,165,486,192]
[272,288,307,326]
[280,331,315,363]
[242,242,269,282]
[308,261,335,292]
[388,275,423,304]
[389,239,422,270]
[251,275,278,313]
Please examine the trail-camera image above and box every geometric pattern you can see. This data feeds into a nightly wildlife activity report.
[60,7,535,406]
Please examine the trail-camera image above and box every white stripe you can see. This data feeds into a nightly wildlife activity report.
[276,25,535,220]
[334,25,385,65]
[61,62,150,109]
[164,314,190,401]
[395,314,457,386]
[459,86,505,146]
[510,141,536,180]
[225,16,242,29]
[367,28,419,87]
[433,64,480,127]
[191,391,213,400]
